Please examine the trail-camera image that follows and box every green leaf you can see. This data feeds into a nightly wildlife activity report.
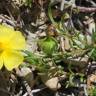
[48,3,57,26]
[24,50,39,65]
[92,29,96,43]
[24,50,50,72]
[73,39,85,49]
[89,48,96,60]
[23,0,32,7]
[91,87,96,96]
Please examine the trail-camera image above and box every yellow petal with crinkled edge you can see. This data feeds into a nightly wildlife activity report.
[9,31,26,50]
[3,50,24,71]
[0,25,14,42]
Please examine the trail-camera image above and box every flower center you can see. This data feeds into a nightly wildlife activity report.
[0,42,9,52]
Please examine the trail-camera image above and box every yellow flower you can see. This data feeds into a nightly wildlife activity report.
[0,25,26,71]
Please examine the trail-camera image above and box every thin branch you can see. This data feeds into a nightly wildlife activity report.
[76,6,96,12]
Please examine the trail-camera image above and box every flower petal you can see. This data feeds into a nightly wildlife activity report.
[0,25,14,42]
[0,54,3,69]
[3,50,24,71]
[9,31,26,50]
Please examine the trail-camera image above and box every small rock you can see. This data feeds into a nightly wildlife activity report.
[26,32,38,52]
[16,67,32,77]
[16,67,35,87]
[45,77,61,91]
